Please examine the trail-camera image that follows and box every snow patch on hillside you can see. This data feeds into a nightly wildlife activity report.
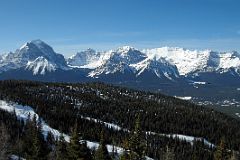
[81,116,125,131]
[9,155,26,160]
[169,134,214,147]
[175,96,192,100]
[0,100,70,142]
[146,131,214,148]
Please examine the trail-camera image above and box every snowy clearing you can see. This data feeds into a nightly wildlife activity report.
[81,116,128,132]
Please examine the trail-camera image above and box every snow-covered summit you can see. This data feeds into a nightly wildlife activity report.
[0,40,68,74]
[17,39,66,65]
[88,46,147,77]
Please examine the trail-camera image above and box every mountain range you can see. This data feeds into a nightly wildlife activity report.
[1,40,240,104]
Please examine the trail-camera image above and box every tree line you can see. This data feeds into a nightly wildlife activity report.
[0,80,239,159]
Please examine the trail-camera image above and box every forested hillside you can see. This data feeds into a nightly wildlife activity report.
[0,80,239,159]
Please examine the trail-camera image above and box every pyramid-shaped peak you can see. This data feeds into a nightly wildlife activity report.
[19,39,50,51]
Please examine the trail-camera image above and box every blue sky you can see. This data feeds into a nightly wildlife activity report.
[0,0,240,57]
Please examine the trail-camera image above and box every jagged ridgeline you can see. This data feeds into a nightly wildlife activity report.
[1,40,240,107]
[0,80,239,159]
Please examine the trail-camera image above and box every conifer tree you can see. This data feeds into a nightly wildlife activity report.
[95,130,111,160]
[164,145,175,160]
[56,133,68,160]
[214,137,230,160]
[111,139,117,159]
[120,139,130,160]
[31,131,41,159]
[129,114,146,160]
[67,122,82,159]
[79,140,92,160]
[24,115,48,160]
[67,121,92,160]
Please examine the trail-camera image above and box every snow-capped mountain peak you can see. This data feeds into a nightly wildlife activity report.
[17,39,59,59]
[87,47,148,77]
[0,40,68,74]
[130,56,179,80]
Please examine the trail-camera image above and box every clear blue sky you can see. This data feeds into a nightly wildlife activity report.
[0,0,240,57]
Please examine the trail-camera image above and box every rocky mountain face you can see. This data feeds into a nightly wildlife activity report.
[67,48,101,68]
